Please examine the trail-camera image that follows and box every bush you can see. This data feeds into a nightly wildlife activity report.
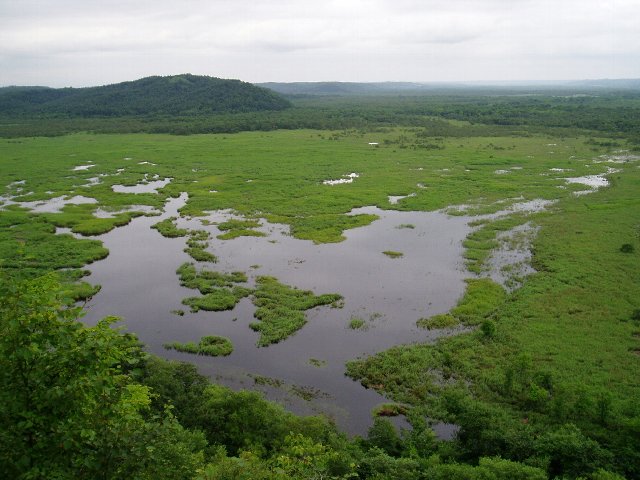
[620,243,634,253]
[481,319,497,338]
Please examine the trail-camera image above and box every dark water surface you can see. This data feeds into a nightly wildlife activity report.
[82,194,472,436]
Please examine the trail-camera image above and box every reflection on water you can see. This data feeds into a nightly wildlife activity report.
[1,194,97,213]
[487,222,538,290]
[82,193,474,436]
[112,177,172,193]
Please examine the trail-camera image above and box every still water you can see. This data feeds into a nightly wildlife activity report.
[82,193,473,436]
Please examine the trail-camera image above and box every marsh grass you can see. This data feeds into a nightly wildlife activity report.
[0,208,109,290]
[62,281,101,303]
[1,111,639,476]
[463,214,530,273]
[620,243,635,253]
[250,276,342,346]
[348,166,640,471]
[396,223,415,229]
[217,229,266,240]
[164,335,233,356]
[289,384,324,401]
[372,403,408,417]
[252,375,284,388]
[308,358,327,368]
[182,287,251,312]
[0,130,616,252]
[177,262,250,312]
[218,219,261,231]
[216,219,266,240]
[278,213,379,244]
[184,229,217,262]
[348,317,366,330]
[416,314,459,330]
[151,216,187,238]
[183,246,217,262]
[39,202,145,236]
[450,278,506,325]
[382,250,404,259]
[252,374,325,401]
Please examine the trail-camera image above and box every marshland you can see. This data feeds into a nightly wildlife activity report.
[2,78,640,479]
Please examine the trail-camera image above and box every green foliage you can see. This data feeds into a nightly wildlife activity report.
[60,279,102,302]
[3,88,640,139]
[308,358,327,367]
[366,418,403,457]
[450,278,506,325]
[345,342,441,403]
[183,229,218,262]
[416,313,459,330]
[0,74,291,117]
[184,245,218,262]
[371,403,409,418]
[0,276,206,479]
[217,229,267,240]
[187,384,335,457]
[0,210,109,281]
[206,217,268,240]
[425,456,547,480]
[164,335,233,357]
[463,215,529,273]
[535,424,613,478]
[285,213,378,244]
[589,469,628,480]
[177,262,247,291]
[382,250,404,258]
[620,243,634,253]
[481,319,497,339]
[152,216,188,237]
[71,211,143,236]
[196,451,275,480]
[250,276,342,346]
[348,317,366,329]
[216,219,264,240]
[269,433,354,480]
[177,263,249,312]
[182,288,251,312]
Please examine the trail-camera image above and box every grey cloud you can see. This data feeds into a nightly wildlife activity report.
[0,0,638,86]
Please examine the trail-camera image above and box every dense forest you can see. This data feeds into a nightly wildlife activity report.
[0,74,291,117]
[1,86,640,145]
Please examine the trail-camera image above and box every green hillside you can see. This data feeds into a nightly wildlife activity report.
[0,74,291,116]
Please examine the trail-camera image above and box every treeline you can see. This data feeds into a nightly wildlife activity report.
[0,74,291,117]
[0,276,629,479]
[2,92,640,144]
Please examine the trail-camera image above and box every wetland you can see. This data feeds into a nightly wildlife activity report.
[2,101,640,478]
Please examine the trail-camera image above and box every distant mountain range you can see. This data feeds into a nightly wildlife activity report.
[1,75,638,119]
[258,79,640,96]
[0,74,291,117]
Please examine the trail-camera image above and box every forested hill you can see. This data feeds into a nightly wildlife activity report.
[0,74,291,117]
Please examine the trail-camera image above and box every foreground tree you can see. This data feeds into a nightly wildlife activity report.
[0,275,205,479]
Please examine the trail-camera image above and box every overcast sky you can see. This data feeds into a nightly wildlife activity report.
[1,0,638,87]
